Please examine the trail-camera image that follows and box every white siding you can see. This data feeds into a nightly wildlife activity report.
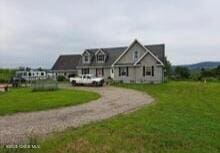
[113,53,163,83]
[117,42,146,64]
[135,53,163,83]
[78,68,111,80]
[113,67,135,83]
[76,41,164,84]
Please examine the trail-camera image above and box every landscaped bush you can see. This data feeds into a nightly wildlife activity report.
[32,79,58,92]
[57,75,67,82]
[105,76,113,85]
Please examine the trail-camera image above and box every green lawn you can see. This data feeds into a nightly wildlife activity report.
[0,88,100,116]
[2,82,220,153]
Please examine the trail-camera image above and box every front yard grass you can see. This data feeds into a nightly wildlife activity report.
[2,82,220,153]
[0,88,100,116]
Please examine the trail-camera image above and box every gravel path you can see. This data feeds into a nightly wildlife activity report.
[0,86,153,145]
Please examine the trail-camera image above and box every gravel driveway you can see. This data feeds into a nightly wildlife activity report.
[0,86,153,145]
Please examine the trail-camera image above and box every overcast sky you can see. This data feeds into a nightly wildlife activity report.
[0,0,220,68]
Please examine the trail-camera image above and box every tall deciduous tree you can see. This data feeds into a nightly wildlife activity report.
[164,56,172,77]
[174,66,190,79]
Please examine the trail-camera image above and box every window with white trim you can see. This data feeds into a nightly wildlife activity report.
[83,51,90,63]
[82,68,89,74]
[96,52,105,62]
[97,54,104,61]
[143,66,154,76]
[133,50,139,62]
[145,67,151,76]
[119,67,129,76]
[84,55,89,62]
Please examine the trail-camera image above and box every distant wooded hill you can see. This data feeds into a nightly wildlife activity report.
[175,61,220,70]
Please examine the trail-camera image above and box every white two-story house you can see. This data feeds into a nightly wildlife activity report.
[52,39,165,83]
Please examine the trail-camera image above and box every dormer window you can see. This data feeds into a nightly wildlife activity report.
[84,55,89,62]
[96,49,105,63]
[83,50,90,64]
[97,54,104,62]
[133,50,139,62]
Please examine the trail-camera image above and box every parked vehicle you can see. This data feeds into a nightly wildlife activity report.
[70,74,104,86]
[15,68,53,81]
[10,76,25,87]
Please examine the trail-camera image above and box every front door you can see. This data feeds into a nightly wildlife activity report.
[96,68,104,77]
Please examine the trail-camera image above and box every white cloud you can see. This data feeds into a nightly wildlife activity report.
[0,0,220,68]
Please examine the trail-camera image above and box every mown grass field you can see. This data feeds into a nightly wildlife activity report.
[0,88,100,116]
[1,82,220,153]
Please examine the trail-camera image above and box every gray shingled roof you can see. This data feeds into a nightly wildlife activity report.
[52,54,81,70]
[52,44,165,70]
[77,44,165,67]
[77,47,126,67]
[145,44,165,63]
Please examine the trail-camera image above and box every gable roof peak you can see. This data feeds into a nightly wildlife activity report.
[95,48,106,55]
[112,39,146,66]
[82,49,91,55]
[112,39,165,66]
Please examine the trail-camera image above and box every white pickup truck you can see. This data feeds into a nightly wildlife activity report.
[69,74,104,86]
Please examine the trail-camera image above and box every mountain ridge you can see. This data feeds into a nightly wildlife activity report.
[175,61,220,70]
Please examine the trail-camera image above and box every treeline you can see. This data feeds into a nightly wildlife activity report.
[165,58,220,81]
[0,69,16,83]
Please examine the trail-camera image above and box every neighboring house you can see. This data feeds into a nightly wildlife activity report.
[52,55,81,78]
[52,39,165,83]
